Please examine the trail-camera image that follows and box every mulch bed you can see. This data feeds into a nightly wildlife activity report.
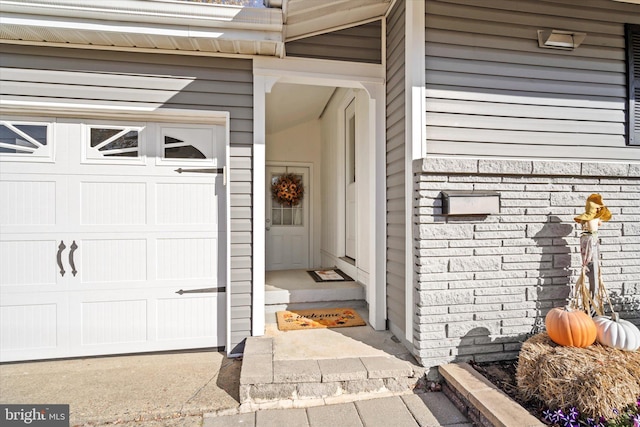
[469,359,548,421]
[468,337,640,425]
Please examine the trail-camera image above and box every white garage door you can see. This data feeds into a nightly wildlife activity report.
[0,116,227,362]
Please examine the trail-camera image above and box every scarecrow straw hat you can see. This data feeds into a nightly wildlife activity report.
[574,193,612,223]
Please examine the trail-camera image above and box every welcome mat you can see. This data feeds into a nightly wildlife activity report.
[307,269,353,282]
[276,308,366,331]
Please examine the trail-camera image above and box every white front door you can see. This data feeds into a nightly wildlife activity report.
[265,165,310,271]
[0,117,227,362]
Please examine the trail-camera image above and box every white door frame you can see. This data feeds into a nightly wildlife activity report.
[343,96,357,261]
[253,57,386,333]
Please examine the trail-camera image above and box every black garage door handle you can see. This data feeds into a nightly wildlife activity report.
[69,241,78,277]
[56,241,66,277]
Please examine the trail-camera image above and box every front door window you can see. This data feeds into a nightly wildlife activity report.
[271,173,304,226]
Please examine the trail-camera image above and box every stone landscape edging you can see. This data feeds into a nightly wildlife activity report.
[439,362,544,427]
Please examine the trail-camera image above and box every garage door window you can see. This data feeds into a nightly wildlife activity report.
[158,126,220,167]
[164,136,206,159]
[0,120,52,160]
[86,125,143,162]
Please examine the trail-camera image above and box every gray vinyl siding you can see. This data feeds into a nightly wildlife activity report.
[0,44,253,354]
[425,0,640,161]
[386,0,406,336]
[228,144,253,354]
[286,21,382,64]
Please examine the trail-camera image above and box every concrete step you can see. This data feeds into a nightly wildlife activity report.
[265,282,365,305]
[239,336,425,411]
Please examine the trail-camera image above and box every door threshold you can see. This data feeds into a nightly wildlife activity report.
[340,256,356,266]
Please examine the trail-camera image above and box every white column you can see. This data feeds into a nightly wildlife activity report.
[404,0,426,344]
[363,82,387,331]
[252,74,267,337]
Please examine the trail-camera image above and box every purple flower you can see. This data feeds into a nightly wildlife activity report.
[613,408,619,415]
[633,413,640,427]
[567,407,579,420]
[543,409,554,422]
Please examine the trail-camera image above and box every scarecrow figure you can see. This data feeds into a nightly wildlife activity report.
[572,194,612,315]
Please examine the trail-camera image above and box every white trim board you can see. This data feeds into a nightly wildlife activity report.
[0,105,230,125]
[403,0,425,345]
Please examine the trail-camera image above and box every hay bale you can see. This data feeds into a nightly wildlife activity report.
[517,333,640,418]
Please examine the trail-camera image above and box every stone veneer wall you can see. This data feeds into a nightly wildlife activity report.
[413,158,640,372]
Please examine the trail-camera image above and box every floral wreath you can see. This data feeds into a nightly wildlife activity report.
[271,173,304,206]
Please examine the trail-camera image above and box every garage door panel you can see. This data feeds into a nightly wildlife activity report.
[1,303,58,350]
[71,234,225,288]
[79,238,147,284]
[0,239,59,287]
[81,299,148,346]
[0,174,68,235]
[80,181,147,225]
[156,236,220,281]
[0,291,70,361]
[0,179,57,226]
[156,182,218,225]
[156,294,225,341]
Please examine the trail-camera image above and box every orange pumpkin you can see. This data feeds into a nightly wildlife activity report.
[545,307,597,347]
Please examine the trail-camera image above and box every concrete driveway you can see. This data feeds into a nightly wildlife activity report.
[0,351,241,426]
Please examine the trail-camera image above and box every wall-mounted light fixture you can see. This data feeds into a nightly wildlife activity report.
[537,29,586,50]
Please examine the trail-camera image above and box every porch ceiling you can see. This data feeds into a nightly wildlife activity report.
[0,0,391,57]
[266,83,335,134]
[283,0,391,41]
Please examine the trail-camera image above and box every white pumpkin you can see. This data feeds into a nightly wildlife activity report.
[593,313,640,351]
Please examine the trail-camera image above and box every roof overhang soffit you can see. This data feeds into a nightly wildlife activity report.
[0,0,283,56]
[0,0,392,56]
